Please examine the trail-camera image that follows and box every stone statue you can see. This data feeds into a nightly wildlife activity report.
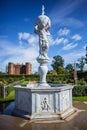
[34,5,51,60]
[34,5,51,86]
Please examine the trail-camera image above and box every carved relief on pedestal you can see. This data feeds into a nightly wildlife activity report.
[38,96,53,112]
[40,97,50,111]
[62,90,70,111]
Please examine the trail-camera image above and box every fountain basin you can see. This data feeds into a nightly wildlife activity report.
[13,84,75,120]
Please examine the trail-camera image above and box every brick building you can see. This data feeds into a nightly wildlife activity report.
[8,62,32,75]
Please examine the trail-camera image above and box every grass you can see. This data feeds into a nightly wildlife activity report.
[20,80,29,85]
[73,96,87,102]
[0,80,28,103]
[0,90,15,102]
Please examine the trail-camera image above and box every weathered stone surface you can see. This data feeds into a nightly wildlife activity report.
[13,84,75,120]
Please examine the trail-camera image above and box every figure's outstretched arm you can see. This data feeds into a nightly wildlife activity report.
[34,25,39,34]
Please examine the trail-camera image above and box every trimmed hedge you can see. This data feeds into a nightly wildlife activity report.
[77,71,87,81]
[47,73,74,84]
[0,73,74,84]
[73,85,87,96]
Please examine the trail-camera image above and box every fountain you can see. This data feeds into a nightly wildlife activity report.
[13,5,75,120]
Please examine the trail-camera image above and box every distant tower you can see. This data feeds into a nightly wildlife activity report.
[8,62,15,74]
[85,46,87,63]
[15,64,21,74]
[74,63,78,82]
[8,62,32,75]
[26,63,32,75]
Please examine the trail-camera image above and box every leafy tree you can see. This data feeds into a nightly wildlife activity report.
[51,55,64,73]
[77,56,85,72]
[48,70,57,76]
[65,64,74,72]
[58,66,67,74]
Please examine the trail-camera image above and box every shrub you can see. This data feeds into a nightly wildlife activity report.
[77,71,87,80]
[66,79,74,84]
[73,85,87,96]
[77,78,86,85]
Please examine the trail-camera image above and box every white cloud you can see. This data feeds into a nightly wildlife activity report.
[48,36,54,46]
[49,36,69,46]
[63,49,85,65]
[27,35,38,45]
[63,39,69,44]
[48,28,82,53]
[72,34,82,41]
[18,32,30,40]
[63,43,78,50]
[53,37,64,45]
[48,36,63,46]
[58,28,70,36]
[18,32,38,45]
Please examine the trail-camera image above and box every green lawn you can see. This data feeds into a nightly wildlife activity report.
[20,80,29,85]
[0,90,15,102]
[73,96,87,102]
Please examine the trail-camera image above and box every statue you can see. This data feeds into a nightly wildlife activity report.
[34,5,51,86]
[34,5,51,60]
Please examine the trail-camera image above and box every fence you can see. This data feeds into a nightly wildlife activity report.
[0,80,24,99]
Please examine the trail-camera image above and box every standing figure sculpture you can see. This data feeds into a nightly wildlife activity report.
[34,5,51,86]
[34,5,51,60]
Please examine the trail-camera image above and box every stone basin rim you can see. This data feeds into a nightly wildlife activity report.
[14,84,74,91]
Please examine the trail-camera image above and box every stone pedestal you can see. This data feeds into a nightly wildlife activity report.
[37,58,50,87]
[13,84,75,120]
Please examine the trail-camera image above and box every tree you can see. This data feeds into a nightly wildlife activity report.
[65,64,73,72]
[58,66,67,74]
[48,70,57,76]
[77,56,85,72]
[51,55,64,73]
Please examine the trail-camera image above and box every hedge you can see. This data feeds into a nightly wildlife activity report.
[0,73,74,84]
[73,85,87,96]
[77,71,87,81]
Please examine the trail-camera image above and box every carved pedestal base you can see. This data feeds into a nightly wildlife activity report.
[37,58,50,87]
[13,84,75,120]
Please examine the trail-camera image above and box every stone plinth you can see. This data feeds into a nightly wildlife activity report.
[13,84,75,120]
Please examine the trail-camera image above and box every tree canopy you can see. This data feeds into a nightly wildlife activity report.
[65,64,73,72]
[77,56,85,72]
[51,55,64,74]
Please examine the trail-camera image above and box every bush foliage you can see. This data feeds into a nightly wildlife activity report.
[73,85,87,96]
[0,73,87,98]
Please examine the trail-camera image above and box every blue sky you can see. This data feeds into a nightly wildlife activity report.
[0,0,87,72]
